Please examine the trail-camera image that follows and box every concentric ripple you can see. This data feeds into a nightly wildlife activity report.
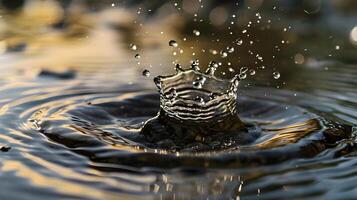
[0,73,355,199]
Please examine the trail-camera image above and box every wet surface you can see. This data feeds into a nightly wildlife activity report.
[0,1,356,200]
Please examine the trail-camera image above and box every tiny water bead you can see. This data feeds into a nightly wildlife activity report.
[227,46,235,53]
[134,53,141,59]
[273,71,281,79]
[169,40,178,47]
[193,29,200,36]
[220,50,228,58]
[249,69,256,75]
[142,69,150,77]
[130,44,137,51]
[236,39,243,45]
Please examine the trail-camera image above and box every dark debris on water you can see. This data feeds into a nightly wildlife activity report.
[1,146,11,152]
[38,69,77,80]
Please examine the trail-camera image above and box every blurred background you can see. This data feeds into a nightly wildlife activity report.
[0,0,355,88]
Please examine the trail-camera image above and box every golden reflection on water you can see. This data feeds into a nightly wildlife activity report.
[1,152,153,200]
[254,119,321,149]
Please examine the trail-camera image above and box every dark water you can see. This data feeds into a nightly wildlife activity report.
[0,1,356,200]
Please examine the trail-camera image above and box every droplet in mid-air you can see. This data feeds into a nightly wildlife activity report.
[239,73,247,80]
[193,29,200,36]
[142,69,150,77]
[169,40,178,47]
[236,39,243,45]
[130,44,137,51]
[240,67,248,74]
[227,46,235,53]
[249,69,256,76]
[135,54,141,59]
[220,50,228,58]
[273,72,280,79]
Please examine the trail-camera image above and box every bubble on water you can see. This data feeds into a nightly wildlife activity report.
[130,44,137,51]
[220,50,228,58]
[236,39,243,45]
[273,72,280,79]
[227,46,235,53]
[193,29,200,36]
[135,54,141,59]
[169,40,178,47]
[249,69,256,75]
[142,69,150,77]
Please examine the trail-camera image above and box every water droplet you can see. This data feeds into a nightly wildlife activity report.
[236,39,243,45]
[240,67,248,74]
[135,54,141,59]
[227,46,235,53]
[228,68,235,72]
[273,72,280,79]
[335,45,340,50]
[193,29,200,36]
[142,69,150,77]
[169,40,178,47]
[249,69,256,75]
[239,73,247,80]
[220,50,228,58]
[210,49,218,55]
[130,44,137,51]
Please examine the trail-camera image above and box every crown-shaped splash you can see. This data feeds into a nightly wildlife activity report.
[153,61,240,123]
